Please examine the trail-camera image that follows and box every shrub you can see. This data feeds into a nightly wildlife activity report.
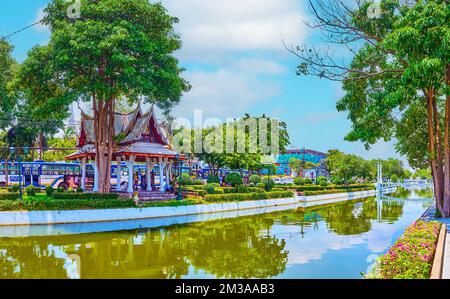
[57,187,65,193]
[180,173,192,186]
[304,178,313,184]
[294,177,305,185]
[0,198,134,211]
[225,173,243,187]
[25,185,36,197]
[193,179,203,185]
[0,193,19,201]
[46,185,54,197]
[9,184,20,193]
[204,191,294,202]
[249,174,262,185]
[372,221,441,279]
[248,183,255,187]
[261,178,275,191]
[235,186,265,194]
[319,180,328,187]
[204,184,216,195]
[76,187,84,193]
[52,193,119,200]
[207,175,220,184]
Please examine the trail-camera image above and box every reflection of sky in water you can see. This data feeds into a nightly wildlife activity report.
[270,200,428,278]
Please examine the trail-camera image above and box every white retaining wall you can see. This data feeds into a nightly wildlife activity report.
[0,189,382,227]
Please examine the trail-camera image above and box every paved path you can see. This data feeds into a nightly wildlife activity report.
[444,229,450,279]
[421,205,450,279]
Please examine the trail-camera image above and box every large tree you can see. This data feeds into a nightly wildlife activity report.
[290,0,450,216]
[43,0,189,192]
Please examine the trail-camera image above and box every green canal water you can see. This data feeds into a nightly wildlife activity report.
[0,189,433,279]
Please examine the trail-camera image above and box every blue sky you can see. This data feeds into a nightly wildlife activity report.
[0,0,404,162]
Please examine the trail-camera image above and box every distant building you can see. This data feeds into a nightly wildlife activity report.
[275,148,329,178]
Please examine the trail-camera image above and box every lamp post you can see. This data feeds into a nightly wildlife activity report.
[176,154,184,201]
[10,146,29,201]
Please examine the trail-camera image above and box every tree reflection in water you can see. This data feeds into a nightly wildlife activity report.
[0,197,410,279]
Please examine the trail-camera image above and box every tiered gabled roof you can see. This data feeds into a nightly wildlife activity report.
[67,105,179,162]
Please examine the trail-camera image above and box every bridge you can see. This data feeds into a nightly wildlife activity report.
[375,162,433,195]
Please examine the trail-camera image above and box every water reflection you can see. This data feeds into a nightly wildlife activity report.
[0,195,431,279]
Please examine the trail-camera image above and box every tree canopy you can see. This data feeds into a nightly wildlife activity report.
[291,0,449,216]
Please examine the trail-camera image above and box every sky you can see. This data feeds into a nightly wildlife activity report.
[0,0,404,163]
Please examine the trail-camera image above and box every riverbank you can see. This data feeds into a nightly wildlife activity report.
[0,189,378,227]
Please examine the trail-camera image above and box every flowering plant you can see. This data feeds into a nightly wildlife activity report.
[372,221,441,279]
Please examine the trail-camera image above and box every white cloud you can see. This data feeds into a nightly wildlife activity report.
[161,0,307,56]
[234,57,287,75]
[34,7,49,33]
[173,69,280,119]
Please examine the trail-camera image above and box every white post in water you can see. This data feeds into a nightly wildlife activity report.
[377,162,383,195]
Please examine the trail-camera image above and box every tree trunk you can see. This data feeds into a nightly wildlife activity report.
[444,65,450,217]
[39,132,44,160]
[93,93,115,193]
[426,88,445,216]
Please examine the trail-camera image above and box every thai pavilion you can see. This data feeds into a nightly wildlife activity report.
[66,105,183,194]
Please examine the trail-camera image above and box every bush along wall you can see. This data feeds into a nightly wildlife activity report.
[52,193,119,200]
[367,221,442,279]
[204,191,294,202]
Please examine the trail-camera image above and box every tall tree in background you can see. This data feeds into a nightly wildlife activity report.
[10,45,75,160]
[43,0,190,192]
[0,39,18,187]
[289,0,449,216]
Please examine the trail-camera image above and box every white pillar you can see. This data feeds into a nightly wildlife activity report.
[81,158,87,190]
[159,156,165,192]
[116,157,122,192]
[93,161,99,192]
[146,157,155,192]
[127,156,135,193]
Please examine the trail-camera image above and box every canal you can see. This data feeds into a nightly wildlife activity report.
[0,188,433,279]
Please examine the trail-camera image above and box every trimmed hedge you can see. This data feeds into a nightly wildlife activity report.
[0,198,134,211]
[52,193,119,200]
[303,187,374,196]
[204,191,294,202]
[0,193,20,201]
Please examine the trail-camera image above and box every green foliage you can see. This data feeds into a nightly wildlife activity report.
[76,187,84,193]
[141,199,203,208]
[180,173,193,186]
[52,193,119,200]
[204,191,294,203]
[304,178,313,184]
[0,198,134,211]
[249,174,262,184]
[207,175,220,184]
[25,185,36,197]
[289,158,317,177]
[319,180,328,187]
[0,193,19,201]
[261,177,275,191]
[8,185,20,193]
[45,185,54,197]
[373,221,441,279]
[413,169,432,180]
[294,177,305,185]
[193,179,203,186]
[225,173,244,187]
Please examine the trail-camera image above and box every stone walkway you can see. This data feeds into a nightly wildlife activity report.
[421,205,450,279]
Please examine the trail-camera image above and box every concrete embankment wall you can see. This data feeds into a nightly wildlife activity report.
[0,189,381,227]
